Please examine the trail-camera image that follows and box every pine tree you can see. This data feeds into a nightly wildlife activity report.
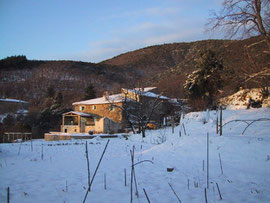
[46,86,55,98]
[54,92,63,106]
[184,49,223,107]
[84,84,96,100]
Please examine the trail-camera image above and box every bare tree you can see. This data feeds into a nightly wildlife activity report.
[207,0,270,52]
[207,0,270,88]
[111,88,170,138]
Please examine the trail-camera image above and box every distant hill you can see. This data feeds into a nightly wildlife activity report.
[0,36,268,109]
[103,35,269,98]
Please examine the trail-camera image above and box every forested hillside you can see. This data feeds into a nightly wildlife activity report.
[1,36,268,109]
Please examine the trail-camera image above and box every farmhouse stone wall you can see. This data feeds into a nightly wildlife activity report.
[74,102,124,123]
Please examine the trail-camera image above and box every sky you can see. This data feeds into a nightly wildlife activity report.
[0,0,223,63]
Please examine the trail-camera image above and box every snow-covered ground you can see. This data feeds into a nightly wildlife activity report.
[0,108,270,203]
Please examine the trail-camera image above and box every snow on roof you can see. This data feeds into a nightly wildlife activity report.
[133,87,157,92]
[0,98,28,104]
[73,87,168,105]
[72,94,125,105]
[143,91,169,100]
[125,89,169,100]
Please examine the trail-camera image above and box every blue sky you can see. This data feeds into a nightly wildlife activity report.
[0,0,222,63]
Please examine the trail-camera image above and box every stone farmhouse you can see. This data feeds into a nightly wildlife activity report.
[61,87,176,134]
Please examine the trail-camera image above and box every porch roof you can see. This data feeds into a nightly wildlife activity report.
[63,111,101,118]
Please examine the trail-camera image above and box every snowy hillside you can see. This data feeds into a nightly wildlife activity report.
[0,108,270,203]
[219,88,270,109]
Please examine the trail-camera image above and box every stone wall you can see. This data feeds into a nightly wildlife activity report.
[74,102,124,123]
[61,125,80,133]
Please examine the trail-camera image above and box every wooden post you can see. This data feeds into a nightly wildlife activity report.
[78,115,81,133]
[216,115,219,134]
[182,124,186,135]
[203,160,204,171]
[218,153,223,175]
[124,168,127,187]
[62,115,65,126]
[7,187,10,203]
[207,133,209,189]
[143,188,151,203]
[104,173,107,190]
[85,141,91,191]
[31,134,33,152]
[219,106,222,136]
[204,188,208,203]
[216,182,222,200]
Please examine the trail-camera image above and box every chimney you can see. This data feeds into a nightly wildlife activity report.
[103,91,109,101]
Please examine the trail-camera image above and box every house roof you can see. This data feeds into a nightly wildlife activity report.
[124,88,169,100]
[0,98,28,104]
[72,94,126,105]
[133,87,157,92]
[72,87,169,106]
[63,111,101,118]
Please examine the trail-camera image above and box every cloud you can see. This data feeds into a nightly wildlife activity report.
[144,7,180,16]
[70,26,205,63]
[60,3,223,63]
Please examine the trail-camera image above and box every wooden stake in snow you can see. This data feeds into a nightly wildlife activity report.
[203,160,205,171]
[216,182,222,200]
[216,114,219,134]
[104,173,107,190]
[204,188,208,203]
[218,153,224,175]
[7,187,10,203]
[143,188,151,203]
[124,168,127,187]
[188,179,190,190]
[31,135,33,152]
[220,107,223,136]
[41,144,44,160]
[133,168,139,198]
[18,141,22,155]
[85,141,91,191]
[130,146,135,203]
[206,133,209,189]
[182,123,186,136]
[168,183,182,203]
[83,140,110,203]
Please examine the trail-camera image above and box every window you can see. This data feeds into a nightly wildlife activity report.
[109,105,115,111]
[79,106,85,111]
[92,105,97,110]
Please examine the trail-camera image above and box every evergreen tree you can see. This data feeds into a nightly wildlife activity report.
[184,49,223,107]
[46,86,55,98]
[84,84,96,100]
[54,92,63,105]
[3,114,15,127]
[51,92,63,110]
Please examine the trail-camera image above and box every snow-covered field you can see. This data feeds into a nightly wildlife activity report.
[0,108,270,203]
